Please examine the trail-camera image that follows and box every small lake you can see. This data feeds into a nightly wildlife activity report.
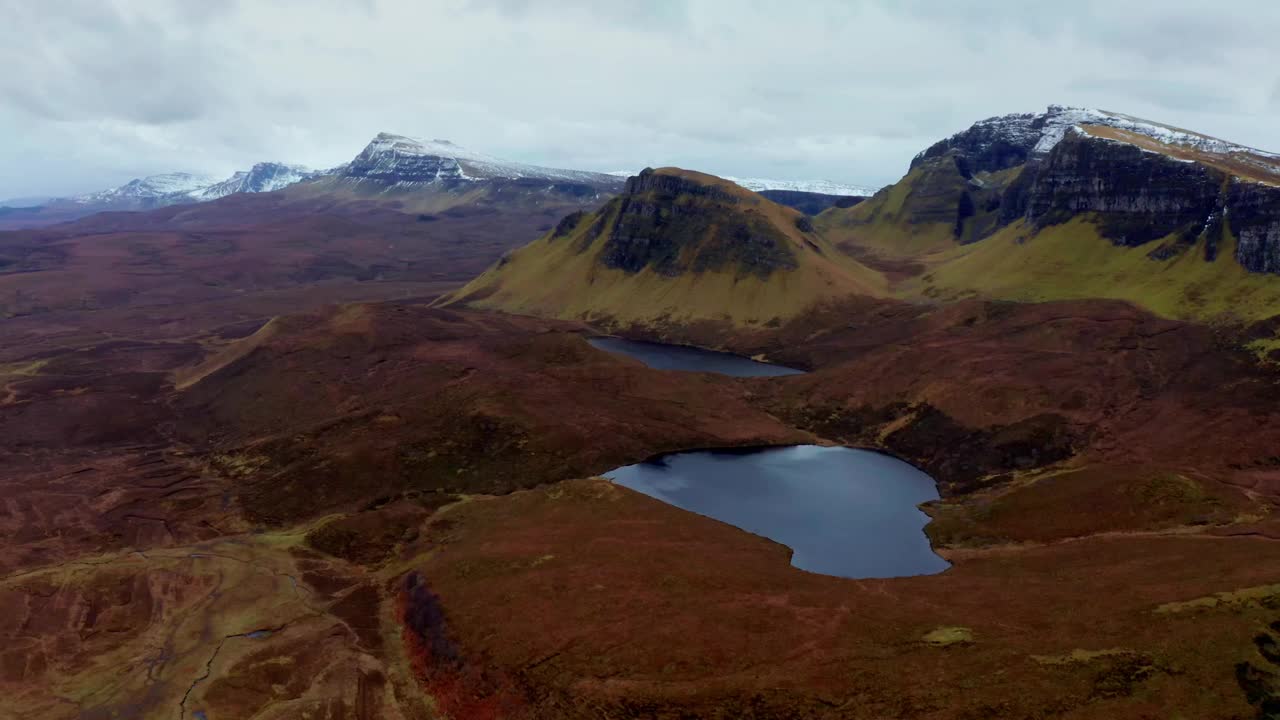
[587,337,804,377]
[605,445,949,579]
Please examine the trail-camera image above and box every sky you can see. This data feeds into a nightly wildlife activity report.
[3,0,1279,199]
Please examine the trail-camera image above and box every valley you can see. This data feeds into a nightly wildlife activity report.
[4,106,1280,719]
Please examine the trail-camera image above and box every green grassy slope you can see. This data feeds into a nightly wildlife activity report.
[910,217,1280,323]
[441,168,886,327]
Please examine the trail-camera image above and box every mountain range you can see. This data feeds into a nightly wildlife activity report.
[0,134,876,229]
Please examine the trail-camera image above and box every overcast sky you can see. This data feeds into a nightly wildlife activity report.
[3,0,1278,199]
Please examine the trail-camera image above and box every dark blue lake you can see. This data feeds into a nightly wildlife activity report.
[605,445,949,579]
[587,337,804,377]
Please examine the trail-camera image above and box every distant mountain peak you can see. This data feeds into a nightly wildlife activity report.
[605,170,878,198]
[74,172,221,204]
[914,105,1280,176]
[188,162,319,201]
[343,133,624,186]
[723,176,880,197]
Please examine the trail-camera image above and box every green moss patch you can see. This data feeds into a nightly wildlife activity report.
[922,626,974,646]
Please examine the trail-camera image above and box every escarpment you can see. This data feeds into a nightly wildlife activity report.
[829,105,1280,275]
[598,169,799,279]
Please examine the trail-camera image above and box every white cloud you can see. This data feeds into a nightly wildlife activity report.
[2,0,1278,198]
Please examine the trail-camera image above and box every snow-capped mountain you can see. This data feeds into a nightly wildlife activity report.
[340,133,624,187]
[58,165,321,211]
[917,105,1280,172]
[73,172,222,206]
[722,176,880,197]
[605,170,878,197]
[188,163,320,201]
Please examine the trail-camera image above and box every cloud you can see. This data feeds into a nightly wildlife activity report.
[1,0,1278,199]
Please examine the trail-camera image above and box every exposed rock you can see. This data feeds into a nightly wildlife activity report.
[900,155,973,229]
[599,169,799,279]
[894,107,1280,272]
[622,167,740,203]
[344,135,470,184]
[1230,181,1280,273]
[1027,132,1224,246]
[913,111,1049,174]
[550,210,588,239]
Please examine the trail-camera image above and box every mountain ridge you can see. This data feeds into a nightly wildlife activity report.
[820,104,1280,323]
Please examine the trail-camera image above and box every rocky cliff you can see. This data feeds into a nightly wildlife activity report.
[1229,181,1280,273]
[829,106,1280,276]
[597,169,799,279]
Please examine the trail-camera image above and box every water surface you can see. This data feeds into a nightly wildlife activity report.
[588,337,804,377]
[605,445,949,579]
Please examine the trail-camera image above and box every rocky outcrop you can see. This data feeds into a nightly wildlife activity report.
[1026,133,1225,246]
[344,135,470,184]
[621,167,740,203]
[599,169,799,279]
[1228,181,1280,273]
[912,111,1048,174]
[897,107,1280,272]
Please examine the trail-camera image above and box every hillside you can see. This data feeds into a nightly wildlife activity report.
[440,167,886,328]
[819,106,1280,323]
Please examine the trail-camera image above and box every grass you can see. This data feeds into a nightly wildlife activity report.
[1032,648,1136,666]
[173,317,282,390]
[910,217,1280,323]
[443,168,887,327]
[816,166,961,259]
[0,358,49,378]
[1155,583,1280,614]
[922,626,974,646]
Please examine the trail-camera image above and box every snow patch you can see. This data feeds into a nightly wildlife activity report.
[935,104,1280,164]
[724,176,881,197]
[74,172,220,204]
[351,133,623,185]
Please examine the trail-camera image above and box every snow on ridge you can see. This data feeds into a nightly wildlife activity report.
[187,163,319,201]
[62,162,328,208]
[1069,108,1279,159]
[725,176,880,197]
[948,105,1280,163]
[602,170,879,196]
[357,132,622,184]
[75,172,220,204]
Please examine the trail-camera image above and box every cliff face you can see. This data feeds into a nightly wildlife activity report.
[599,169,798,279]
[850,107,1280,274]
[1228,181,1280,273]
[912,111,1048,174]
[1025,133,1225,247]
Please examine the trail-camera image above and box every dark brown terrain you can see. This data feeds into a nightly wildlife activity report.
[4,292,1280,718]
[0,183,603,363]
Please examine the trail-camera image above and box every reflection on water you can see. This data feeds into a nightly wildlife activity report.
[606,445,949,579]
